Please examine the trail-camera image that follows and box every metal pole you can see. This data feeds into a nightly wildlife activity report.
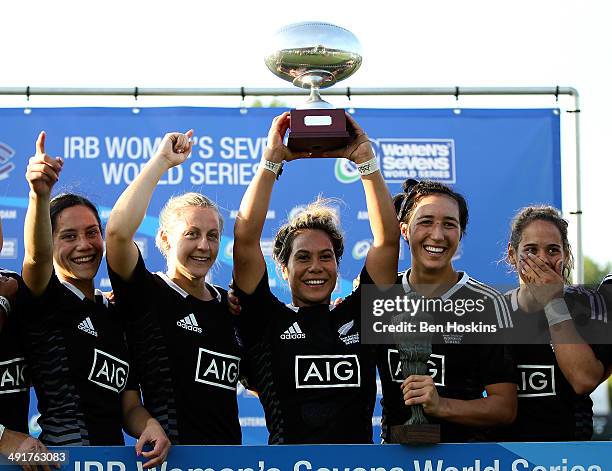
[0,85,582,279]
[568,88,584,283]
[0,86,579,98]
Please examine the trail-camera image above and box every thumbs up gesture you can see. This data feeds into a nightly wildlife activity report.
[26,131,64,197]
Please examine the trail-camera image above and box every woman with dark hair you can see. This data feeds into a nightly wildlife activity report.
[20,132,169,465]
[232,112,400,444]
[378,179,517,442]
[501,205,610,440]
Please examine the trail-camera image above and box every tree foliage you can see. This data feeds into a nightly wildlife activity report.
[584,256,612,286]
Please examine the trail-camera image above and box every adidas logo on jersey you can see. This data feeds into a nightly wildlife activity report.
[280,322,306,340]
[177,313,203,334]
[78,317,98,337]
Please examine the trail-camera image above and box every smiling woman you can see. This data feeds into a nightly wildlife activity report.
[378,179,517,443]
[20,132,170,465]
[232,112,400,444]
[105,131,242,445]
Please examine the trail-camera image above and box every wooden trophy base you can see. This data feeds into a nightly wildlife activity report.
[288,108,350,152]
[389,424,441,444]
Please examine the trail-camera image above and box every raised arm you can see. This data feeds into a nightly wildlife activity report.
[22,132,64,296]
[106,131,193,280]
[319,114,400,285]
[233,113,292,293]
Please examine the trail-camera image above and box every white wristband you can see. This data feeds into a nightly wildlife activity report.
[356,157,379,176]
[261,159,284,179]
[0,296,10,317]
[544,297,572,326]
[0,423,5,441]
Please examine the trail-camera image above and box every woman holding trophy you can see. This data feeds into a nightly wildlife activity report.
[378,179,517,442]
[232,112,400,444]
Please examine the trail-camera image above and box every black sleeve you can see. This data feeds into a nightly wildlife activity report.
[124,358,140,392]
[478,343,517,387]
[474,294,516,385]
[566,288,612,365]
[106,247,156,317]
[232,268,284,348]
[17,271,64,325]
[598,274,612,290]
[339,265,376,327]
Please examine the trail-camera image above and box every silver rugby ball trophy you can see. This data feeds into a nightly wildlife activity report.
[264,21,362,152]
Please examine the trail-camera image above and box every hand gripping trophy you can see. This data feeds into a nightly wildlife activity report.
[389,294,441,444]
[264,22,362,152]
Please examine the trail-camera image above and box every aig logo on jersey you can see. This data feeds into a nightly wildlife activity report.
[517,365,556,397]
[88,349,129,393]
[374,138,455,184]
[295,355,360,389]
[195,348,240,391]
[387,349,445,386]
[0,357,28,394]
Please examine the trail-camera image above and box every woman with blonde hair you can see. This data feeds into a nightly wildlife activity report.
[106,131,241,444]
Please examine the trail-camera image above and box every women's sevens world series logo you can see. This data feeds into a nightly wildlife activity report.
[334,138,456,185]
[0,142,16,181]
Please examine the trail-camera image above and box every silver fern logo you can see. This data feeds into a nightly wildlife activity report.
[338,319,359,345]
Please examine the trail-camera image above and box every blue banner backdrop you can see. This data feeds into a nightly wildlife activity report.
[1,443,610,471]
[0,107,561,444]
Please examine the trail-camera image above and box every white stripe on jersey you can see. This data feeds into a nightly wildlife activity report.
[399,269,512,328]
[400,270,469,300]
[565,285,608,323]
[466,278,513,328]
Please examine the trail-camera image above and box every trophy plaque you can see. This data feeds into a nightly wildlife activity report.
[388,306,441,444]
[264,22,363,152]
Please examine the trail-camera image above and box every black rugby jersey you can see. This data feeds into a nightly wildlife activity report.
[234,266,377,444]
[378,270,515,443]
[0,270,29,433]
[599,274,612,309]
[497,288,610,441]
[107,251,241,445]
[21,273,130,445]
